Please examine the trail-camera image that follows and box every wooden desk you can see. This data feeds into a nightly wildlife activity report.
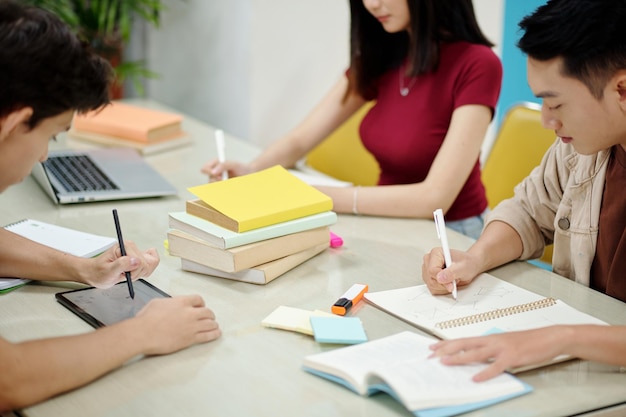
[1,101,625,417]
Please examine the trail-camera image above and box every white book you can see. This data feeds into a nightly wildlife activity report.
[303,331,531,416]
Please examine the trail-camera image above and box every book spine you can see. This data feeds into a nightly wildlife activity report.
[168,217,224,248]
[168,227,329,273]
[185,200,240,232]
[168,231,235,271]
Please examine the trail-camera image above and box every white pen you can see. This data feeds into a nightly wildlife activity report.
[433,208,456,299]
[214,129,228,180]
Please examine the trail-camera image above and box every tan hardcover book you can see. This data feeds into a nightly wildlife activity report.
[185,199,241,233]
[72,101,183,142]
[167,226,330,273]
[180,242,328,284]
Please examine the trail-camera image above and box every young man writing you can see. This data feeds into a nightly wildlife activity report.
[423,0,626,381]
[0,1,220,410]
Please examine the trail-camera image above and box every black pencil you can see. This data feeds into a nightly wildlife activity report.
[112,209,135,299]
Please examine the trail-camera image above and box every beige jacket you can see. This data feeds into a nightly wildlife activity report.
[486,139,611,287]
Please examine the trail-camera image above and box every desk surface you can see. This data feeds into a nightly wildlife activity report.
[1,100,625,417]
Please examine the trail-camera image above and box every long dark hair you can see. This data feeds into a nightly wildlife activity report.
[348,0,494,100]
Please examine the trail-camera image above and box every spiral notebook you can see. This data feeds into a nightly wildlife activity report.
[1,219,116,293]
[364,273,608,341]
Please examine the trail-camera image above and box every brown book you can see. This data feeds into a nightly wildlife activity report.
[167,226,330,273]
[72,101,183,143]
[186,199,238,231]
[180,242,328,284]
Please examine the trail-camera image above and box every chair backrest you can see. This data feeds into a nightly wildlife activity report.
[482,102,556,265]
[305,103,380,186]
[482,102,556,208]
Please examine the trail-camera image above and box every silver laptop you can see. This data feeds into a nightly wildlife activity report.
[31,148,177,204]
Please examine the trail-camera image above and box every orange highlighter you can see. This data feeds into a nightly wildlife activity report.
[332,283,369,315]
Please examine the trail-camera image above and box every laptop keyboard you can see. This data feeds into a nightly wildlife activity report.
[43,155,119,192]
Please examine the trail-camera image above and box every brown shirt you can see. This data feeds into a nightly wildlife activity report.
[590,145,626,302]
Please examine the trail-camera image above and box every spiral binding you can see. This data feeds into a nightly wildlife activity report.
[4,218,27,229]
[435,297,557,329]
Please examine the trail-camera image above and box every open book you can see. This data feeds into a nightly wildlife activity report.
[364,273,607,341]
[303,331,531,417]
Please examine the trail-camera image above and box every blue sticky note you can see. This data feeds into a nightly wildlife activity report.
[309,316,368,344]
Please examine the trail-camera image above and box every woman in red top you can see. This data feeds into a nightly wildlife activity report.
[203,0,502,239]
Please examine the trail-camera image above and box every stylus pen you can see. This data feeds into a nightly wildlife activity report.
[112,209,135,299]
[433,208,456,299]
[215,129,228,180]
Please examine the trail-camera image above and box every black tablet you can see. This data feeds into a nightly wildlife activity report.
[55,279,170,328]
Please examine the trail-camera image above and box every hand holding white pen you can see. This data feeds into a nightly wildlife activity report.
[433,208,456,299]
[214,129,228,181]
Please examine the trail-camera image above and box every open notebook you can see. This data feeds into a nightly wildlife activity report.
[1,219,116,292]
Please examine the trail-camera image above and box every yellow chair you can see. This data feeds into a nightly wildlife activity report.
[305,103,380,186]
[482,102,555,265]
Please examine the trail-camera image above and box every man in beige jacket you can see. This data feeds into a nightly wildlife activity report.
[423,0,626,381]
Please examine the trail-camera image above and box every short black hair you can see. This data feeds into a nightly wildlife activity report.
[0,0,113,128]
[518,0,626,98]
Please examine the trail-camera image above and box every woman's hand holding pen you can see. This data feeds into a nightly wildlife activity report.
[200,159,252,182]
[421,248,480,295]
[81,241,160,289]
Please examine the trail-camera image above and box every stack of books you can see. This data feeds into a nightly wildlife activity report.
[167,165,337,284]
[68,101,192,155]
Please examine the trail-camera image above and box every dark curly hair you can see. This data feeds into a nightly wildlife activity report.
[0,0,114,128]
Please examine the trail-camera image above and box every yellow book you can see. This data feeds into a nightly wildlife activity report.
[187,165,333,232]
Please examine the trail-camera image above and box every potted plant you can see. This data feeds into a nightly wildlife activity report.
[26,0,164,97]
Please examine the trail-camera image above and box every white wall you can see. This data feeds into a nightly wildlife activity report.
[136,0,348,147]
[131,0,504,154]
